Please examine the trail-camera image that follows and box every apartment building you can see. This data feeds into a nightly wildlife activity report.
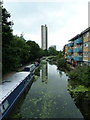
[64,44,68,59]
[82,27,90,66]
[64,27,90,66]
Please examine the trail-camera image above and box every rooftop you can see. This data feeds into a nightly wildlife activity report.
[68,27,90,42]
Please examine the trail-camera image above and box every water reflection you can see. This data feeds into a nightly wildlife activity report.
[40,62,48,84]
[58,70,63,77]
[9,62,84,119]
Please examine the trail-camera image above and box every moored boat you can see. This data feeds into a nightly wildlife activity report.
[0,71,34,120]
[23,64,36,74]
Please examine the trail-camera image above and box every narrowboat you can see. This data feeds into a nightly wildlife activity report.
[0,71,34,120]
[23,64,36,74]
[34,61,39,67]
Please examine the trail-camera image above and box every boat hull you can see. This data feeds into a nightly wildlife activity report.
[0,74,34,120]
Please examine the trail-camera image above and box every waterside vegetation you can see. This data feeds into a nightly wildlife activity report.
[47,50,90,92]
[68,64,90,87]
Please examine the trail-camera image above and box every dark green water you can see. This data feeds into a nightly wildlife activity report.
[9,62,84,119]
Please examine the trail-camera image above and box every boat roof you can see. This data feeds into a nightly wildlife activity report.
[25,64,35,68]
[0,72,30,104]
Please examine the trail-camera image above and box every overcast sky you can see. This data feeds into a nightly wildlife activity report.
[3,0,89,50]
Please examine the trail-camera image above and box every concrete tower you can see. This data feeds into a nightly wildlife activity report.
[41,24,48,50]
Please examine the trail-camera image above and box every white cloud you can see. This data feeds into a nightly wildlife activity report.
[24,33,41,46]
[3,0,89,51]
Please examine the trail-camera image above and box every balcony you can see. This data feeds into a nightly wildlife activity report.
[74,56,83,61]
[68,49,73,53]
[74,48,82,53]
[74,38,83,44]
[68,43,74,47]
[68,55,72,59]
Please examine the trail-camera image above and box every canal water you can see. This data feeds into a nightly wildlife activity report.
[9,62,84,119]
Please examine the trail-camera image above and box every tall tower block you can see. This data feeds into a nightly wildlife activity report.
[41,24,48,50]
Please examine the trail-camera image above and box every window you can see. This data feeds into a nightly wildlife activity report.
[23,67,30,72]
[0,100,9,114]
[84,42,88,47]
[83,32,89,38]
[78,45,82,48]
[84,52,88,57]
[78,53,82,56]
[0,105,5,113]
[87,32,89,37]
[3,100,9,110]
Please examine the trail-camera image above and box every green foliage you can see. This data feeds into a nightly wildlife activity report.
[43,49,49,56]
[2,6,14,74]
[71,85,89,93]
[2,6,42,75]
[57,50,64,59]
[39,49,45,57]
[2,34,28,74]
[26,40,41,60]
[48,47,58,56]
[68,64,90,87]
[2,7,13,45]
[48,50,67,69]
[11,35,30,64]
[57,57,66,69]
[56,50,66,69]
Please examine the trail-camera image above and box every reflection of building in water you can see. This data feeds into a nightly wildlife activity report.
[40,63,48,83]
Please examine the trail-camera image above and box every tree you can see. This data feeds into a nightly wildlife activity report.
[26,40,41,61]
[68,64,90,87]
[57,57,66,70]
[48,46,58,56]
[11,35,30,65]
[2,6,14,74]
[2,7,13,45]
[57,50,64,59]
[2,5,43,75]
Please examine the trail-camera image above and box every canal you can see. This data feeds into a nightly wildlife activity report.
[9,61,84,119]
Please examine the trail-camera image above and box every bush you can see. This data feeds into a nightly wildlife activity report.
[57,57,66,70]
[68,64,90,87]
